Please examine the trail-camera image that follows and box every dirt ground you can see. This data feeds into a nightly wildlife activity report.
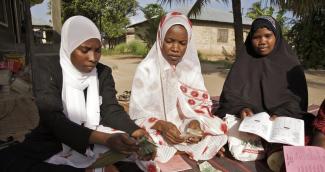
[100,55,325,105]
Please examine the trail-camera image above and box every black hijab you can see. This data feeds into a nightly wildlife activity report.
[216,16,308,119]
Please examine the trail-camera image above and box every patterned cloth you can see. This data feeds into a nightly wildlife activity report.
[129,12,227,171]
[313,99,325,134]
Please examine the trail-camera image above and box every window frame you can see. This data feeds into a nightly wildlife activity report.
[217,28,228,43]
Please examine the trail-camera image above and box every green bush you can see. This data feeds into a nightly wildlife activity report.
[111,41,148,57]
[114,43,129,54]
[288,10,325,69]
[128,41,148,57]
[101,48,111,56]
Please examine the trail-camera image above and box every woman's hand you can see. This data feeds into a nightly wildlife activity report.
[240,108,254,120]
[185,120,204,144]
[151,120,185,145]
[131,128,149,140]
[131,129,156,161]
[270,114,278,121]
[89,131,139,155]
[105,133,139,155]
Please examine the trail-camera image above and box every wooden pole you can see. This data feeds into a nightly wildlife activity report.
[51,0,62,34]
[24,0,33,65]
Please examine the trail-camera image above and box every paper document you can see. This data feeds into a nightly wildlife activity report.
[199,161,221,172]
[284,146,325,172]
[238,112,304,146]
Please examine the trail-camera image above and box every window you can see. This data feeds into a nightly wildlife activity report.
[217,29,228,43]
[0,0,8,27]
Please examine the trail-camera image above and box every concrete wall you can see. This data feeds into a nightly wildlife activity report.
[191,20,250,59]
[126,20,251,59]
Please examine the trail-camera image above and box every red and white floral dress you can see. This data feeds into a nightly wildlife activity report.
[129,11,227,172]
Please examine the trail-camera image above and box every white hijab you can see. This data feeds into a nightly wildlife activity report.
[46,16,102,168]
[60,15,101,130]
[129,12,224,135]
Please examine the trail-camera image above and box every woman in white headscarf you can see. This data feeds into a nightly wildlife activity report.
[0,16,148,172]
[129,12,228,170]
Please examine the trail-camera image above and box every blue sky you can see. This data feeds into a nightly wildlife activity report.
[130,0,265,24]
[31,0,283,25]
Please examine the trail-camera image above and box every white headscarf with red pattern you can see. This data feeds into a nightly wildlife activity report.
[129,12,225,136]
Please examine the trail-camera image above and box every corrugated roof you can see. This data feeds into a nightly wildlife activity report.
[174,6,252,25]
[128,7,252,27]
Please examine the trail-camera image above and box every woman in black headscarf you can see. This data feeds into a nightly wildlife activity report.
[216,16,312,171]
[217,16,308,119]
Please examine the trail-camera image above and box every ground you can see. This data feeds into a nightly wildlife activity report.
[100,55,325,105]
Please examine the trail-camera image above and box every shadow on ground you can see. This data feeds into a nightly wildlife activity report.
[201,62,230,77]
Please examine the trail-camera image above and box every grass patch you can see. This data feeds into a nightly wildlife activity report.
[101,48,111,56]
[200,59,233,69]
[198,51,233,69]
[208,59,233,69]
[103,41,148,57]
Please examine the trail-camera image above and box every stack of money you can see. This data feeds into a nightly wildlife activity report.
[90,136,157,168]
[137,137,157,157]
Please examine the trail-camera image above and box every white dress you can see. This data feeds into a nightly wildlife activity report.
[129,12,228,172]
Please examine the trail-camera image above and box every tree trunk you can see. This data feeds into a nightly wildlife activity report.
[51,0,62,43]
[231,0,244,57]
[24,0,33,65]
[52,0,62,33]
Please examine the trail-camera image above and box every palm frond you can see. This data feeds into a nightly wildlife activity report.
[158,0,190,8]
[188,0,210,17]
[268,0,325,17]
[158,0,229,17]
[189,0,229,17]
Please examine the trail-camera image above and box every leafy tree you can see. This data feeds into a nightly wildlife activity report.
[246,2,274,19]
[270,0,325,69]
[30,0,44,6]
[270,0,325,17]
[100,0,137,48]
[136,3,166,48]
[287,10,325,69]
[62,0,101,24]
[61,0,137,48]
[246,1,288,36]
[159,0,244,56]
[142,3,165,20]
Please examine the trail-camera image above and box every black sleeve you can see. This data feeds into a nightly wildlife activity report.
[270,65,308,119]
[98,64,140,135]
[216,91,256,118]
[33,56,92,154]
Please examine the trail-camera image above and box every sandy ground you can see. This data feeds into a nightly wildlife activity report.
[100,55,325,105]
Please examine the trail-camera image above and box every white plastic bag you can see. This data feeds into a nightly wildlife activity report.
[224,114,265,161]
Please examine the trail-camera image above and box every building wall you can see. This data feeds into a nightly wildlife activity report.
[192,20,250,59]
[126,20,251,59]
[127,23,149,44]
[126,27,136,44]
